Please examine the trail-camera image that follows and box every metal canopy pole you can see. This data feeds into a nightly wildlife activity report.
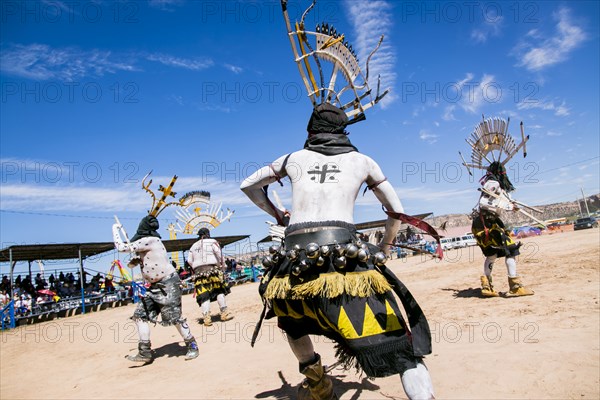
[78,248,85,314]
[9,249,15,302]
[9,249,16,328]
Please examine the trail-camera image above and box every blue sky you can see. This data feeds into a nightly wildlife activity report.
[1,0,598,271]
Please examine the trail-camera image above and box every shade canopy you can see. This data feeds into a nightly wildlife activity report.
[0,235,250,263]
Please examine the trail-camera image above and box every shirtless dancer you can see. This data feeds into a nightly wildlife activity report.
[241,103,435,399]
[113,215,199,363]
[187,227,233,326]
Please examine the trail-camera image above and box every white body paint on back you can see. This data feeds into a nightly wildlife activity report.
[274,149,402,225]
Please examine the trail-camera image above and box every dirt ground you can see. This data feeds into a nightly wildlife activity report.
[1,228,599,400]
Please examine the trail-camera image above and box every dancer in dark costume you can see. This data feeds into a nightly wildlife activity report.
[240,3,443,397]
[472,162,535,297]
[241,103,436,399]
[460,117,538,298]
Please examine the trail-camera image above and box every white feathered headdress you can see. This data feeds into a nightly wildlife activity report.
[459,115,530,175]
[174,191,234,235]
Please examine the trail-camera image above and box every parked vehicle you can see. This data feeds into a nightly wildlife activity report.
[458,234,477,247]
[440,234,477,251]
[440,237,455,251]
[440,237,461,250]
[574,217,598,231]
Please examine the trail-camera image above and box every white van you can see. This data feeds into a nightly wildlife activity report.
[457,234,477,247]
[440,237,459,250]
[441,234,477,251]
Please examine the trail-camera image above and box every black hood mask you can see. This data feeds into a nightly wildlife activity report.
[131,215,161,242]
[304,103,360,156]
[197,227,210,239]
[483,161,515,192]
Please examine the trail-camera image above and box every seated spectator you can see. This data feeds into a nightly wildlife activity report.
[48,273,56,287]
[21,276,36,297]
[0,290,8,306]
[35,273,47,291]
[0,276,10,292]
[103,276,115,293]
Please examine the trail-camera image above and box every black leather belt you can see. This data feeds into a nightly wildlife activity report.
[284,227,355,249]
[193,264,217,274]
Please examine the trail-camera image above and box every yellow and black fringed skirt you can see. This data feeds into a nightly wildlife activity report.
[471,211,521,258]
[193,265,231,305]
[259,221,432,378]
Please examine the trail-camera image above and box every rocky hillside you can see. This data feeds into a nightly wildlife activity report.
[425,193,600,228]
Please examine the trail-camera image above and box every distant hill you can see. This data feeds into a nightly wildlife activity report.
[425,193,600,229]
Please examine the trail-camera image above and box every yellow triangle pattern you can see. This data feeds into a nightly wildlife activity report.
[337,300,404,339]
[361,303,386,337]
[385,300,403,332]
[337,306,360,339]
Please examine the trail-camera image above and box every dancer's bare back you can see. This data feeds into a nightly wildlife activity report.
[241,149,403,250]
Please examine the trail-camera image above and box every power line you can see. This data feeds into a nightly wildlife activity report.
[536,156,600,175]
[0,210,130,219]
[0,209,179,223]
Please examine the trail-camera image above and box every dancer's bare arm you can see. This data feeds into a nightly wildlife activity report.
[365,157,403,253]
[240,154,289,222]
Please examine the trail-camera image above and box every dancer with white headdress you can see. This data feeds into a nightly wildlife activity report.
[460,116,539,297]
[176,191,235,326]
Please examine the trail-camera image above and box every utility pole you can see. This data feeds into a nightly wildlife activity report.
[581,188,591,216]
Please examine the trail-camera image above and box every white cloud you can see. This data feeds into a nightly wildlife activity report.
[514,8,586,71]
[412,105,425,117]
[167,94,184,106]
[196,103,232,113]
[0,43,215,80]
[224,64,243,74]
[442,105,457,121]
[146,53,213,70]
[396,186,473,202]
[555,101,570,116]
[471,16,504,43]
[456,73,497,114]
[419,129,439,144]
[517,98,570,116]
[0,172,249,213]
[0,184,148,212]
[0,43,137,80]
[345,0,396,107]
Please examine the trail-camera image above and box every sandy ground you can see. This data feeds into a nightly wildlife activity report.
[1,228,599,400]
